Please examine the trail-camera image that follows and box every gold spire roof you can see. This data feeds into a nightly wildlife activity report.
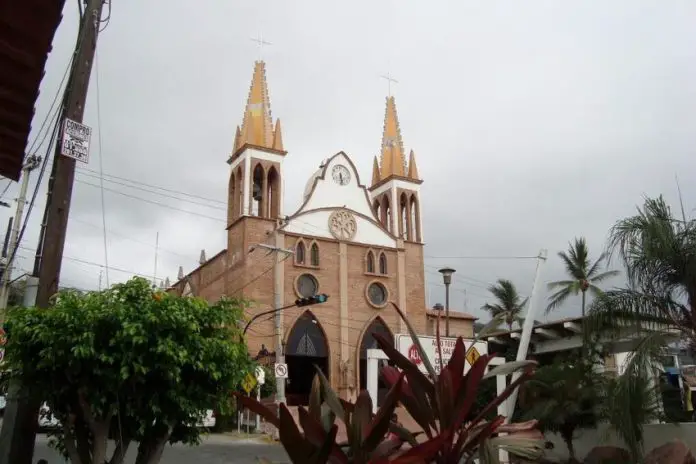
[372,96,420,187]
[379,96,406,178]
[233,61,284,153]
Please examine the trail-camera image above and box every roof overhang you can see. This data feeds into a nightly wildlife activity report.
[482,316,680,355]
[0,0,66,181]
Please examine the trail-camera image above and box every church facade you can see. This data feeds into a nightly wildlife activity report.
[169,60,474,401]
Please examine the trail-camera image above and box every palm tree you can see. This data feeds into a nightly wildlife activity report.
[584,196,695,461]
[481,279,528,331]
[546,237,619,316]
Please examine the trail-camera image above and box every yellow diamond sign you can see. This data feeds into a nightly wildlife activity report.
[241,372,257,394]
[465,346,481,366]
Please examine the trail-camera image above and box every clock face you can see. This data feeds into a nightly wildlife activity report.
[331,164,351,186]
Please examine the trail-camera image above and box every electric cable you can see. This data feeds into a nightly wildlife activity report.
[94,48,110,287]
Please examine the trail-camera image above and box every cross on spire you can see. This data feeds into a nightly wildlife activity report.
[380,73,399,97]
[250,34,272,60]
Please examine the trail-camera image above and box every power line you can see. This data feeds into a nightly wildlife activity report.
[76,167,226,205]
[76,170,225,210]
[425,255,538,260]
[74,180,226,222]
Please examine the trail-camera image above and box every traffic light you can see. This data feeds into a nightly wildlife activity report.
[295,293,329,307]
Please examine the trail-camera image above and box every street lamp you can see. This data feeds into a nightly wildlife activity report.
[438,267,456,337]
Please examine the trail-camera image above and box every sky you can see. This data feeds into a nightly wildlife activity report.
[3,0,695,322]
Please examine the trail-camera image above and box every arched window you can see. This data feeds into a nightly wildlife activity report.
[379,252,387,275]
[310,242,320,266]
[366,250,375,273]
[296,241,306,264]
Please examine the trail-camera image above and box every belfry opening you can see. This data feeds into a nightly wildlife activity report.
[285,311,329,405]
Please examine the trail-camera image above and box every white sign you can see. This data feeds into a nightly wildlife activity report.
[396,334,488,375]
[274,363,288,378]
[255,366,265,385]
[60,118,92,164]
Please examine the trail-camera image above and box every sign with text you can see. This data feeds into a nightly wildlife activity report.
[60,118,92,164]
[396,334,488,375]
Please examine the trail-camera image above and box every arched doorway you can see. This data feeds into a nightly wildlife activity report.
[359,317,394,406]
[285,311,329,406]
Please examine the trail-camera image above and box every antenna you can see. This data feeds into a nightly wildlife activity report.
[676,174,687,224]
[153,232,159,288]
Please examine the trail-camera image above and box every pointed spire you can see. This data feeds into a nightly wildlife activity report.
[379,96,407,179]
[272,119,284,151]
[199,249,207,265]
[371,156,381,186]
[407,149,420,180]
[159,279,165,289]
[235,61,277,151]
[177,266,184,280]
[164,277,171,288]
[233,126,242,152]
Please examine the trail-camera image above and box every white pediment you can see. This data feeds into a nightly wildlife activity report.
[282,209,397,248]
[283,152,396,248]
[298,153,378,219]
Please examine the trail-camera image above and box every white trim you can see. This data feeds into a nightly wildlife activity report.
[371,179,421,198]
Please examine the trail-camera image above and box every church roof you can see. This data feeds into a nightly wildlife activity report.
[371,96,420,187]
[232,61,284,154]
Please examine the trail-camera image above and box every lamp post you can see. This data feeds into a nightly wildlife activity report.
[438,267,456,337]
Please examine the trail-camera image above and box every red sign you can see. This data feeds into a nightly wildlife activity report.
[408,344,421,365]
[0,328,6,346]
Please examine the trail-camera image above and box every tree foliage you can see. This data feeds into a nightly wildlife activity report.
[518,350,602,461]
[3,277,253,464]
[546,237,619,316]
[481,279,528,331]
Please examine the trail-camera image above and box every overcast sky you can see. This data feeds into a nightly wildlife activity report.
[4,1,695,322]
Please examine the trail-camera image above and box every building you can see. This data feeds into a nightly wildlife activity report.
[168,60,475,402]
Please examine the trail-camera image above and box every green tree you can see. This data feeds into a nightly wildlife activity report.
[583,196,695,461]
[481,279,527,331]
[546,237,619,316]
[4,277,253,464]
[518,351,602,461]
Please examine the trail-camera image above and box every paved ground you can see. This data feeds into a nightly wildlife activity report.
[33,433,290,464]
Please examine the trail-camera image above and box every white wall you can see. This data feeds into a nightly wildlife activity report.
[283,210,396,248]
[544,423,696,461]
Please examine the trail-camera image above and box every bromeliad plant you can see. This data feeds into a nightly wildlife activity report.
[236,303,544,463]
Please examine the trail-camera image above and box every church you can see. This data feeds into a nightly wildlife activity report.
[169,60,475,402]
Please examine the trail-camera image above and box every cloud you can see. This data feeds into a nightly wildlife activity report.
[3,0,695,322]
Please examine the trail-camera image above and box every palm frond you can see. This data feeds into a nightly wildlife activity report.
[546,280,575,291]
[545,286,572,315]
[589,269,620,283]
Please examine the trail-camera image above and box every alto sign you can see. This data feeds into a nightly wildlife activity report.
[396,334,488,375]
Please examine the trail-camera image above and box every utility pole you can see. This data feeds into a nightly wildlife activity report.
[0,1,105,462]
[0,155,41,312]
[504,249,548,422]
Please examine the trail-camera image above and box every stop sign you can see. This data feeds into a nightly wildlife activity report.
[408,344,421,365]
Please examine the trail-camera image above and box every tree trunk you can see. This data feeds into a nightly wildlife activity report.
[109,438,130,464]
[562,429,576,461]
[581,290,586,317]
[134,428,172,464]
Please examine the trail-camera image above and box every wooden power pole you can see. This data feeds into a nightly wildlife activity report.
[0,0,105,462]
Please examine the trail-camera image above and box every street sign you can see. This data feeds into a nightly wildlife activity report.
[60,118,92,164]
[396,334,487,375]
[241,372,257,394]
[465,346,481,366]
[274,363,288,379]
[255,366,265,385]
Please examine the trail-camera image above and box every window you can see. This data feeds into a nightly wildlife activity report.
[379,253,387,275]
[366,250,375,273]
[296,241,306,264]
[297,274,319,298]
[367,282,388,307]
[310,243,320,266]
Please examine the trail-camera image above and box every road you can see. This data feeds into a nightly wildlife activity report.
[33,433,290,464]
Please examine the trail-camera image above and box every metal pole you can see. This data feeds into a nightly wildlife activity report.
[255,385,261,432]
[0,156,40,312]
[505,249,547,421]
[274,234,287,414]
[0,1,105,462]
[445,282,450,337]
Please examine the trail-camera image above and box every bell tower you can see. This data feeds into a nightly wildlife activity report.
[369,96,423,243]
[226,61,286,269]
